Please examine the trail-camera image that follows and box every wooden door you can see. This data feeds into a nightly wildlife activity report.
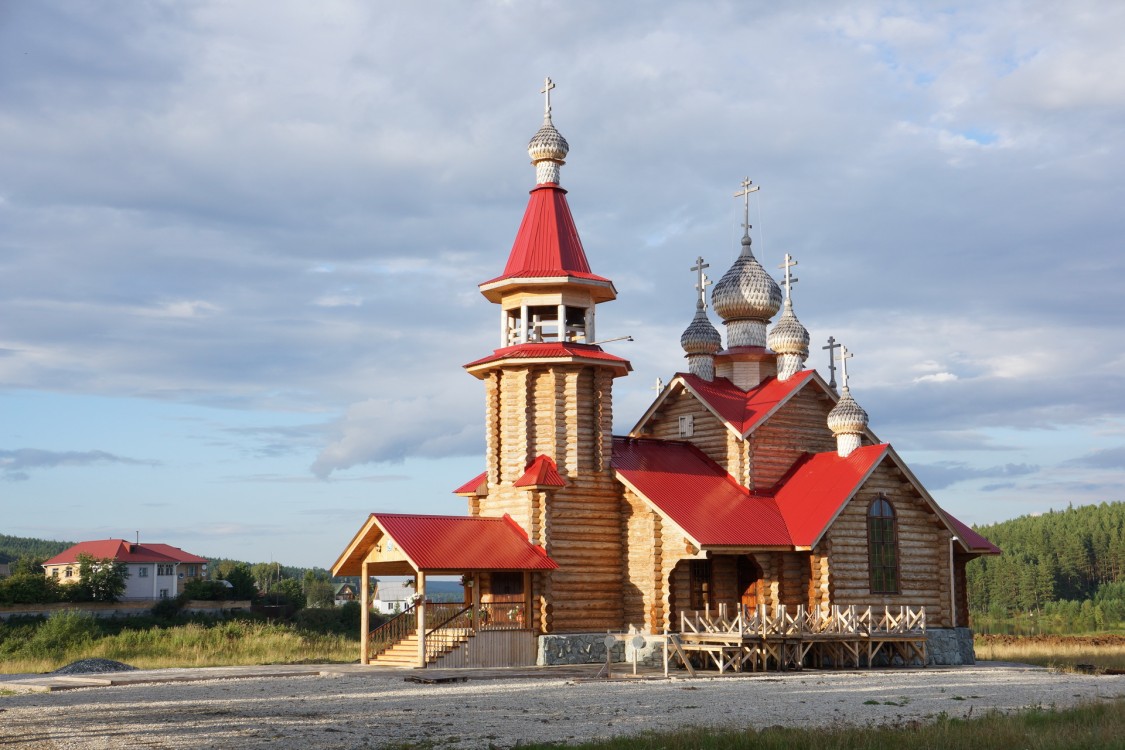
[737,555,763,609]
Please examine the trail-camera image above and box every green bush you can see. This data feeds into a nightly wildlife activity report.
[293,607,349,635]
[151,597,184,621]
[0,573,64,604]
[182,579,229,601]
[25,610,99,658]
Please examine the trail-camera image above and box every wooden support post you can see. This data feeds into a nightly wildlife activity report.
[471,573,481,632]
[360,562,370,665]
[416,571,427,668]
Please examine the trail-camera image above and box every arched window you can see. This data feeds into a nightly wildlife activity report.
[867,496,899,594]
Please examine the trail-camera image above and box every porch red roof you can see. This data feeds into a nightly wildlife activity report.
[44,540,207,566]
[479,184,612,288]
[678,370,816,436]
[513,455,566,488]
[464,342,631,372]
[372,513,557,572]
[773,444,890,546]
[612,438,792,547]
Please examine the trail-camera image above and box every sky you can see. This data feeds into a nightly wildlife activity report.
[1,1,1123,569]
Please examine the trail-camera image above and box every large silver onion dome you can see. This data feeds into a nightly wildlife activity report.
[767,299,810,355]
[827,388,869,436]
[528,117,569,164]
[711,235,783,325]
[680,303,722,355]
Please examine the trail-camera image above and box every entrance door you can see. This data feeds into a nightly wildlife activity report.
[736,556,763,610]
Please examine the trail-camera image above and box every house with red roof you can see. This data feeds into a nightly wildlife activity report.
[44,540,208,601]
[334,81,997,669]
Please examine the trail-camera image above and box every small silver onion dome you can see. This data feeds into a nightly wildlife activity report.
[827,387,869,436]
[712,235,783,326]
[680,303,722,355]
[767,299,810,355]
[528,117,569,164]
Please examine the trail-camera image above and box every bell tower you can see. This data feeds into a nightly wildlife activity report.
[464,79,630,634]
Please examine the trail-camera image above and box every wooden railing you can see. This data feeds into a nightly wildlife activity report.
[369,601,418,658]
[681,604,926,638]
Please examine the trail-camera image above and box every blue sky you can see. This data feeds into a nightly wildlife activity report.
[2,1,1123,568]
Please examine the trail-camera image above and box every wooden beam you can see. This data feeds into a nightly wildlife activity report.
[360,561,370,665]
[416,571,427,668]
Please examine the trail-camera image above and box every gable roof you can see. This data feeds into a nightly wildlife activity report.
[631,370,833,439]
[373,581,414,602]
[43,540,207,566]
[945,514,1002,555]
[612,438,791,547]
[773,444,890,547]
[453,471,488,496]
[513,455,566,488]
[333,513,558,577]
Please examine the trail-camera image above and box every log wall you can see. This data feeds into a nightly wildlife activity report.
[621,488,663,632]
[644,387,731,470]
[820,461,955,627]
[478,362,624,634]
[746,385,837,492]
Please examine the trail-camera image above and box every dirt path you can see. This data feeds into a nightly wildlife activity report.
[1,664,1122,748]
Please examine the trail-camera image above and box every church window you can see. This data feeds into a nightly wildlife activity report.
[678,414,694,438]
[689,560,712,610]
[867,496,899,594]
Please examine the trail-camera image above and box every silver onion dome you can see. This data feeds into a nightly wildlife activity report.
[528,117,569,165]
[767,299,810,355]
[827,387,869,436]
[680,303,722,355]
[711,235,783,327]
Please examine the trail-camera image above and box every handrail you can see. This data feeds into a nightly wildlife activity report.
[426,603,472,637]
[368,601,418,658]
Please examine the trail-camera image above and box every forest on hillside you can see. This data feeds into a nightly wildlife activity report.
[967,502,1125,632]
[0,535,72,564]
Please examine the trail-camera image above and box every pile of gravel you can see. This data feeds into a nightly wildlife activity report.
[51,658,138,675]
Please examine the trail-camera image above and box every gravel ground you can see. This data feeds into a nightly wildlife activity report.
[0,665,1122,749]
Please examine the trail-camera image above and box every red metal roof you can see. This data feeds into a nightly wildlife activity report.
[452,471,487,495]
[479,184,612,287]
[514,455,567,488]
[44,540,208,566]
[612,438,792,547]
[945,513,1002,555]
[679,370,815,436]
[464,342,631,371]
[773,444,890,546]
[373,513,558,571]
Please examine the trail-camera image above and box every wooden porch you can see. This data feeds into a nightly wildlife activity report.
[672,604,928,673]
[367,599,536,669]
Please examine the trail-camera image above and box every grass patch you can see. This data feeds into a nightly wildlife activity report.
[0,613,356,673]
[387,701,1125,749]
[976,633,1125,671]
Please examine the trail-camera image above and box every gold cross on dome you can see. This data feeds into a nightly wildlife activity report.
[778,253,799,300]
[734,177,759,236]
[690,256,711,306]
[541,77,556,117]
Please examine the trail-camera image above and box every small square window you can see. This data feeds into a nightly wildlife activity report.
[139,567,149,578]
[678,414,694,438]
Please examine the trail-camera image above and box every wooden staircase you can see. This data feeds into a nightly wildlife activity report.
[371,628,475,668]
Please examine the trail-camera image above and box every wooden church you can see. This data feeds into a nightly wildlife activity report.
[333,81,999,670]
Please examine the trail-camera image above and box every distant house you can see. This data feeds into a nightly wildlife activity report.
[334,582,359,606]
[43,540,208,601]
[372,581,415,614]
[0,563,10,580]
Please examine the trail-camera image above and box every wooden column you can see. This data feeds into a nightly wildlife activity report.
[523,571,532,629]
[360,562,370,665]
[471,573,481,631]
[415,571,427,668]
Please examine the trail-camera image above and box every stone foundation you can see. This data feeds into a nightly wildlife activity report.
[537,633,625,666]
[926,627,976,665]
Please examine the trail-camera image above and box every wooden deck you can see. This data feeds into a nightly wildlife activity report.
[671,604,928,673]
